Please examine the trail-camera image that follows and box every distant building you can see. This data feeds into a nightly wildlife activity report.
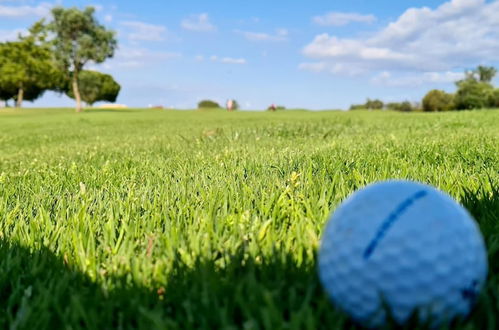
[226,99,234,111]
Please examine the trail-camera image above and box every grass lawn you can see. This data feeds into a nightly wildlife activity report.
[0,108,498,329]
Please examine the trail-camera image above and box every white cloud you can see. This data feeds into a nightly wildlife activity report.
[220,57,246,64]
[298,62,326,73]
[107,47,181,68]
[209,55,247,65]
[0,2,51,17]
[195,55,204,62]
[302,0,499,85]
[313,12,376,26]
[181,13,216,32]
[237,17,260,24]
[236,28,288,42]
[104,14,113,23]
[121,21,168,42]
[0,28,26,41]
[299,62,366,76]
[371,71,465,87]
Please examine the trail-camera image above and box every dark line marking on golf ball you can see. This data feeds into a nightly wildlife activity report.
[363,190,428,259]
[461,280,479,305]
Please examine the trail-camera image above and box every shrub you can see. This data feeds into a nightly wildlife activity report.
[422,90,454,111]
[198,100,220,109]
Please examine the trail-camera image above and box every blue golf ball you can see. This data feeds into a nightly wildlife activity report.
[318,180,488,326]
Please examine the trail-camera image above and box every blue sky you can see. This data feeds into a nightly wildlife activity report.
[1,0,499,109]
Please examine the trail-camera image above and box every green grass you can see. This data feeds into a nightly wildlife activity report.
[0,108,498,329]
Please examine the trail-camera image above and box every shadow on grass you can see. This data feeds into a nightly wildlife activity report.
[1,185,497,329]
[0,242,352,329]
[460,183,499,330]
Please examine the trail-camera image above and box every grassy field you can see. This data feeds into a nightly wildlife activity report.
[0,108,498,329]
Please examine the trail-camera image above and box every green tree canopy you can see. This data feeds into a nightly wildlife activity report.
[349,104,365,110]
[0,23,61,107]
[0,87,16,107]
[488,89,499,108]
[386,101,413,112]
[422,90,454,111]
[0,62,17,104]
[65,70,120,106]
[349,99,384,110]
[454,80,493,110]
[230,99,239,111]
[198,100,220,108]
[365,99,384,110]
[476,65,497,83]
[45,6,117,112]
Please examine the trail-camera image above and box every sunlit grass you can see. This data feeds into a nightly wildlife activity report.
[1,108,498,329]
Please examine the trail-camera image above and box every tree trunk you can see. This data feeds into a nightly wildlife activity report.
[16,87,24,108]
[72,71,82,112]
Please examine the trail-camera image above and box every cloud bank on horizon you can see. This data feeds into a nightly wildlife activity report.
[0,0,498,109]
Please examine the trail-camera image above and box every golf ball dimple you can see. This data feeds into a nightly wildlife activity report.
[318,180,488,327]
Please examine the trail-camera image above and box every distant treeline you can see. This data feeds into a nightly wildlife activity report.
[351,66,499,112]
[197,99,286,111]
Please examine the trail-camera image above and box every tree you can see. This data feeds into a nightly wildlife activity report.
[463,69,478,82]
[476,65,497,83]
[488,89,499,108]
[0,67,17,106]
[422,90,454,111]
[386,101,413,112]
[400,101,413,112]
[198,100,220,108]
[454,80,493,110]
[231,99,240,110]
[0,23,61,108]
[365,99,384,110]
[65,70,120,106]
[45,6,117,112]
[386,103,398,111]
[349,104,365,110]
[0,90,16,107]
